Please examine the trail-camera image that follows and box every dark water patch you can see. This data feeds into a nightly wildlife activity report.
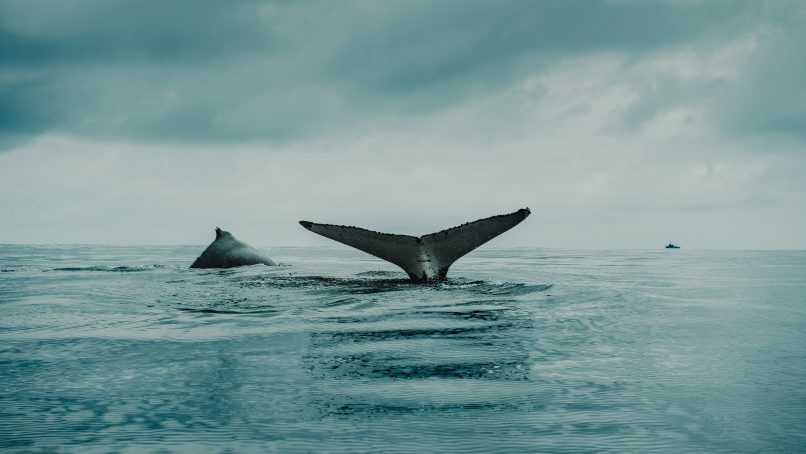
[235,274,551,299]
[355,270,406,277]
[323,303,516,324]
[322,398,528,417]
[317,322,519,340]
[425,306,510,322]
[171,298,285,317]
[320,297,363,308]
[237,274,427,296]
[306,301,534,387]
[177,307,281,316]
[469,282,553,296]
[319,358,531,381]
[306,345,534,384]
[49,265,168,273]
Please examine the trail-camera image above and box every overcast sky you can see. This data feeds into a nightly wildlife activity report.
[1,0,804,249]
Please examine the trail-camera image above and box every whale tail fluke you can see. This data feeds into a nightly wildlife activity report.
[299,208,530,281]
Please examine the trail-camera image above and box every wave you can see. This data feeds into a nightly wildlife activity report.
[354,270,405,277]
[48,265,169,272]
[236,274,551,296]
[177,307,281,316]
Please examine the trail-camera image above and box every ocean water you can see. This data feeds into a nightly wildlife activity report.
[1,245,804,453]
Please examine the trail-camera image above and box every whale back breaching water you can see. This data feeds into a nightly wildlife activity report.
[299,208,530,281]
[190,227,276,268]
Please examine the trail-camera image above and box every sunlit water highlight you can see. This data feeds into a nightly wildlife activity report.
[1,245,805,452]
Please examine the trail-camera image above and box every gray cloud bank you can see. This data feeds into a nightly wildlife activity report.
[1,0,803,146]
[1,0,805,248]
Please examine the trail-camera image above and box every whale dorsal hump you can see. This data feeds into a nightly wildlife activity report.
[190,227,276,268]
[299,208,530,281]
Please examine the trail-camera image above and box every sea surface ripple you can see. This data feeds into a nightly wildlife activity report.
[1,245,805,452]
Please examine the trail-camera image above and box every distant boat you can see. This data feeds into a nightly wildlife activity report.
[665,243,680,249]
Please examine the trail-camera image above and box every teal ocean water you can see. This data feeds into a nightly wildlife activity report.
[1,245,804,453]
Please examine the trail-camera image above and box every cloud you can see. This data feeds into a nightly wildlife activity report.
[714,7,806,139]
[2,0,799,148]
[1,0,804,248]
